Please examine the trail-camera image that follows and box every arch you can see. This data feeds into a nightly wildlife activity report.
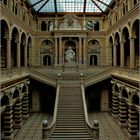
[3,0,8,5]
[94,20,99,31]
[131,19,140,68]
[109,36,113,66]
[0,19,10,68]
[1,95,9,106]
[122,89,128,99]
[41,21,47,31]
[12,89,19,99]
[114,85,119,93]
[132,95,139,105]
[43,55,51,66]
[22,85,27,93]
[27,36,32,66]
[20,32,26,66]
[114,32,120,66]
[122,27,130,67]
[88,40,100,66]
[11,27,19,67]
[15,3,18,15]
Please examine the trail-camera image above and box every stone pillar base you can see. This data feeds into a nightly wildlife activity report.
[22,114,29,119]
[14,122,23,128]
[128,133,139,140]
[112,114,118,118]
[2,133,14,140]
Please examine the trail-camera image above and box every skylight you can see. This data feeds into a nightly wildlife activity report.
[27,0,112,13]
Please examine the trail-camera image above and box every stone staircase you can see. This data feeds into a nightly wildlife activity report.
[49,85,93,140]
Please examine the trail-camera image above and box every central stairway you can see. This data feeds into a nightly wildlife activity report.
[49,83,93,140]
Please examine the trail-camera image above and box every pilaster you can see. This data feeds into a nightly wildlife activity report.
[54,37,58,65]
[3,105,14,140]
[13,99,22,128]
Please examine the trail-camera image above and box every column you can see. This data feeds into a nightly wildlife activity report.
[113,43,117,67]
[120,41,125,67]
[5,37,11,69]
[24,44,27,67]
[59,37,62,65]
[112,92,119,118]
[3,105,14,140]
[128,105,139,140]
[79,37,82,64]
[13,98,22,128]
[22,93,29,119]
[129,37,135,69]
[54,37,58,65]
[17,41,21,68]
[119,98,127,127]
[83,37,87,65]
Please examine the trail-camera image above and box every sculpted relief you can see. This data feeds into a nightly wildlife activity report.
[59,14,81,30]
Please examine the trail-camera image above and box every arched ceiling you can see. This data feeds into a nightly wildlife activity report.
[26,0,113,14]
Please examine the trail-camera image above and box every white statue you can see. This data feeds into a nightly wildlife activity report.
[65,46,75,63]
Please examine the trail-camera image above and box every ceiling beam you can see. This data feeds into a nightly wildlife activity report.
[83,0,87,13]
[31,0,45,8]
[54,0,57,13]
[95,0,109,7]
[37,0,50,13]
[91,0,104,13]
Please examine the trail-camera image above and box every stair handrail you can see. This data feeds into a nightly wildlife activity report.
[42,84,60,139]
[81,84,99,139]
[84,67,114,86]
[28,68,56,86]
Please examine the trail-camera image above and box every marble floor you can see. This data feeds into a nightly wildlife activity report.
[15,112,128,140]
[14,113,52,140]
[89,112,128,140]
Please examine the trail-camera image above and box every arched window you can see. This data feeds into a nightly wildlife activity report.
[94,20,99,31]
[23,12,26,22]
[123,3,125,15]
[87,20,93,31]
[134,0,137,5]
[3,0,7,5]
[15,3,18,15]
[41,21,47,31]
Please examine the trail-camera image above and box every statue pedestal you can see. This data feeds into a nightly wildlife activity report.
[63,63,78,72]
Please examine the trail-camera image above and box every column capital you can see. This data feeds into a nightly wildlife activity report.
[129,36,136,40]
[120,40,125,44]
[4,36,12,40]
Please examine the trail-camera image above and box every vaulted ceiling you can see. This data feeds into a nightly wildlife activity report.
[26,0,113,14]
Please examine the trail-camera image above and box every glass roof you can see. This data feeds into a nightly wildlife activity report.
[27,0,112,13]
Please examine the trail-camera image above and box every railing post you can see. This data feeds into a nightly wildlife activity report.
[92,120,99,139]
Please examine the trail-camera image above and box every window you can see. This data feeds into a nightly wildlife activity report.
[134,0,137,5]
[23,12,26,22]
[94,20,99,31]
[3,0,7,5]
[41,21,47,31]
[87,20,93,31]
[15,3,18,15]
[123,3,125,15]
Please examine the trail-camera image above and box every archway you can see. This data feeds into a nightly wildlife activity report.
[20,33,26,66]
[109,36,113,66]
[114,32,120,66]
[43,55,51,66]
[122,27,130,67]
[11,27,19,67]
[27,37,32,66]
[132,19,139,68]
[88,40,100,66]
[0,20,9,68]
[1,95,9,107]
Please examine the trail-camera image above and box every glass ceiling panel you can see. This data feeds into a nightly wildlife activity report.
[27,0,112,13]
